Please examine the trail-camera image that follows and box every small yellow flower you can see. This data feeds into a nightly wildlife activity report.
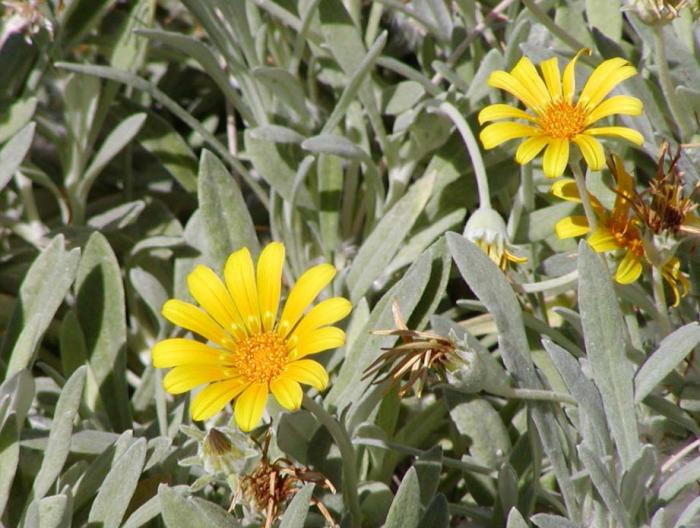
[479,49,644,178]
[555,155,645,283]
[554,155,690,305]
[153,242,351,432]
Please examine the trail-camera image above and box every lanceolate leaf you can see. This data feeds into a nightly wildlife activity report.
[578,242,641,469]
[1,236,81,379]
[198,149,259,267]
[75,233,131,431]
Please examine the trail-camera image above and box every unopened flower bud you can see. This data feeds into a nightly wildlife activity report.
[201,427,259,477]
[464,207,526,271]
[445,343,484,393]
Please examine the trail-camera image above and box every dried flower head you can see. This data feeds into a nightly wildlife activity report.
[626,0,693,24]
[2,0,54,44]
[629,142,700,237]
[363,301,457,397]
[238,433,337,528]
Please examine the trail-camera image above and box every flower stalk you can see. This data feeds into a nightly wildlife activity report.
[302,394,362,528]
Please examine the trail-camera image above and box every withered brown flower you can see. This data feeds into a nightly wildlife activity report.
[363,300,457,397]
[237,433,337,528]
[630,142,700,236]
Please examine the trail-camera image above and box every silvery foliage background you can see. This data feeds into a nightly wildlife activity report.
[1,0,700,527]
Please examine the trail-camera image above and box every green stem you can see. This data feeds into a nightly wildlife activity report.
[302,395,362,528]
[653,26,692,139]
[353,437,495,475]
[571,159,598,232]
[438,102,491,209]
[495,387,578,406]
[521,0,591,57]
[652,265,672,336]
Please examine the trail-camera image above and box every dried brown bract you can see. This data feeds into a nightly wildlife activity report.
[238,433,337,528]
[629,142,700,236]
[363,300,456,397]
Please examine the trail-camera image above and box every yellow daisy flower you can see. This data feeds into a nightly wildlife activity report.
[152,242,351,432]
[554,155,645,283]
[554,155,689,305]
[478,49,644,178]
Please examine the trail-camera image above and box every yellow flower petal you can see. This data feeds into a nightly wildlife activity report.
[191,378,248,421]
[563,49,590,104]
[152,338,227,368]
[284,359,329,391]
[256,242,285,332]
[585,126,644,146]
[510,56,551,109]
[540,57,562,100]
[187,265,246,341]
[278,263,336,336]
[585,95,643,125]
[289,297,351,346]
[573,134,605,171]
[588,227,620,252]
[291,327,345,360]
[555,216,590,239]
[579,59,637,110]
[662,258,687,307]
[478,104,537,125]
[487,70,542,111]
[162,299,232,348]
[614,251,643,284]
[234,382,268,432]
[163,365,228,394]
[225,247,262,335]
[607,154,635,218]
[515,136,549,164]
[504,249,528,264]
[270,376,302,411]
[551,178,581,202]
[479,122,539,150]
[542,138,570,178]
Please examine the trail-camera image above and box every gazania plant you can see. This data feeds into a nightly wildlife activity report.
[3,2,700,528]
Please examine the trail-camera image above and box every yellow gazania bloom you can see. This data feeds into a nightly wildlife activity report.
[661,256,690,307]
[554,156,690,305]
[554,155,644,283]
[478,49,644,178]
[152,242,351,432]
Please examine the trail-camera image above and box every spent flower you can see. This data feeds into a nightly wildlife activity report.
[363,301,458,397]
[479,49,643,178]
[464,207,526,271]
[238,433,337,528]
[153,242,351,431]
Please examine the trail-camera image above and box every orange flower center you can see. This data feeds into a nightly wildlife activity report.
[610,219,644,257]
[231,332,288,384]
[539,101,586,139]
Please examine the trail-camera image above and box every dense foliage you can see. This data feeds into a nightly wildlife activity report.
[1,1,700,527]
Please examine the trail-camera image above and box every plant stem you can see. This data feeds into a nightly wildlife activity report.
[653,26,692,139]
[353,437,495,475]
[438,102,492,209]
[302,395,362,528]
[652,265,672,336]
[571,159,598,232]
[496,387,578,406]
